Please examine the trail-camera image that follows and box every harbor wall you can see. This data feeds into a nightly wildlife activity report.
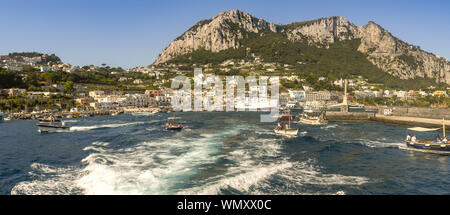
[367,106,450,119]
[326,112,375,121]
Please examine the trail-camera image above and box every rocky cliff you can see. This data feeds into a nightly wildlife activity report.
[154,10,277,65]
[154,10,450,84]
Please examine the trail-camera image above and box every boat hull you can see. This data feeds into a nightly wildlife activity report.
[274,128,299,137]
[298,118,328,125]
[165,126,183,131]
[405,141,450,154]
[38,119,61,123]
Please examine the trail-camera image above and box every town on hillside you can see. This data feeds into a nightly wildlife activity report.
[1,52,449,120]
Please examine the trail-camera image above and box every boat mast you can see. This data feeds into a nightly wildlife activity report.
[288,109,291,129]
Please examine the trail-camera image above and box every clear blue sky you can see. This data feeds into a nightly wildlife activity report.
[0,0,449,68]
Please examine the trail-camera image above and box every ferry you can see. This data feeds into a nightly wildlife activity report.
[298,109,328,125]
[405,119,450,154]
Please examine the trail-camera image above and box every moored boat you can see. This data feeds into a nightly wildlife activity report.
[298,109,328,125]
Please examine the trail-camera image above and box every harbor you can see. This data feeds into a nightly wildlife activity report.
[2,111,450,195]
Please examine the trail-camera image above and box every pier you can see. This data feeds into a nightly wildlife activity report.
[326,111,450,129]
[372,114,450,129]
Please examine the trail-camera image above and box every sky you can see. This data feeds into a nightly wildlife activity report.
[0,0,449,68]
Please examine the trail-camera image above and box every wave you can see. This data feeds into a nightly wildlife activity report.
[11,121,371,195]
[179,161,293,195]
[323,124,338,129]
[74,126,246,195]
[356,139,404,148]
[280,160,370,186]
[10,163,83,195]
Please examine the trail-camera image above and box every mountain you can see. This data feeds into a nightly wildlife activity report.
[153,9,450,86]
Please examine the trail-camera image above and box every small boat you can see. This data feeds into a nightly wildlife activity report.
[405,119,450,154]
[274,109,299,137]
[0,112,3,122]
[165,114,183,131]
[37,121,70,133]
[298,109,328,125]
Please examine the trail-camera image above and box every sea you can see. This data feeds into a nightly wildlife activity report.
[0,112,449,195]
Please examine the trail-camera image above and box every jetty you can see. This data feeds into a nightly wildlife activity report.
[372,114,450,129]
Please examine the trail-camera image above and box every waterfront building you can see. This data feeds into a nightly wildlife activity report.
[305,91,331,102]
[89,91,105,98]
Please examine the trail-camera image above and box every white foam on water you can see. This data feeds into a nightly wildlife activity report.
[92,141,110,147]
[180,161,293,195]
[356,139,404,148]
[74,126,245,195]
[323,124,338,129]
[70,122,145,131]
[275,159,370,188]
[11,121,371,195]
[10,163,83,195]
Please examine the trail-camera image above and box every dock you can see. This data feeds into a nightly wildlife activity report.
[372,114,450,129]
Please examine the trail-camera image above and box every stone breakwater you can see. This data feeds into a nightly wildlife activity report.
[364,106,450,120]
[326,108,450,129]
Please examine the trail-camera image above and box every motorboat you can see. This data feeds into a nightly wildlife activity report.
[37,121,70,133]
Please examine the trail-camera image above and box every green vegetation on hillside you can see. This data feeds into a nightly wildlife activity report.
[0,68,157,92]
[167,30,437,90]
[8,52,61,63]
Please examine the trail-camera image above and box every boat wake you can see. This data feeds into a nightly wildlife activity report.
[356,139,404,148]
[70,122,145,131]
[11,123,370,195]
